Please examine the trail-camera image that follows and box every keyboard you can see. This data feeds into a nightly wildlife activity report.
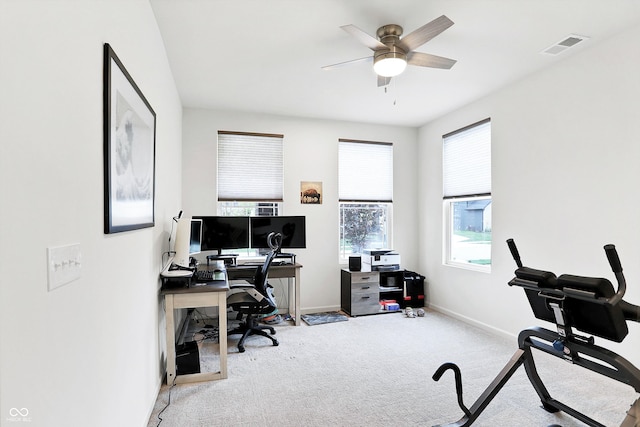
[194,270,215,282]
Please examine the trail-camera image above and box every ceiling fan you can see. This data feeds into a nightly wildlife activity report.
[322,15,457,87]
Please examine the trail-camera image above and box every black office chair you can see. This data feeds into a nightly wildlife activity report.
[227,232,282,353]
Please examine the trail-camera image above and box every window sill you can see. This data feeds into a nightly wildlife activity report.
[444,261,491,274]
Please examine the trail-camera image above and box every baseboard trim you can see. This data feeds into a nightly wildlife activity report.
[429,303,516,342]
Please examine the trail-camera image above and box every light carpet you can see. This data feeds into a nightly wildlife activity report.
[147,310,637,426]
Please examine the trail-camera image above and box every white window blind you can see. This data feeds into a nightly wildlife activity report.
[443,119,491,198]
[217,131,283,201]
[339,140,393,202]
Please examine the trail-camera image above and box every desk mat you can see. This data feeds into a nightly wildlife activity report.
[301,311,348,326]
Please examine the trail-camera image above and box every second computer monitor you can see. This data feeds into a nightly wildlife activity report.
[250,216,306,249]
[195,216,250,254]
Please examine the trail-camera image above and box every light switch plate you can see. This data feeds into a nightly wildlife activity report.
[47,243,81,291]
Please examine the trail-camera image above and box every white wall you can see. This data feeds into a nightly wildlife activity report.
[0,1,182,426]
[182,109,419,313]
[419,23,640,366]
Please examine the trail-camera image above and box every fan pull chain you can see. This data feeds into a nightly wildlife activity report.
[391,78,397,106]
[383,80,397,106]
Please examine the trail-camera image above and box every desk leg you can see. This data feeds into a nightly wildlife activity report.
[165,295,177,385]
[291,268,301,326]
[218,292,228,379]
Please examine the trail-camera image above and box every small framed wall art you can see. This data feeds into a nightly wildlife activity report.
[103,43,156,234]
[300,181,322,204]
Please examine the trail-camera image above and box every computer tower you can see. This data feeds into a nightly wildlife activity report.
[176,341,200,375]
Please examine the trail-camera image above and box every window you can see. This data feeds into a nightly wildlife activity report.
[339,139,393,259]
[217,131,283,202]
[217,130,283,215]
[443,119,491,271]
[217,132,283,256]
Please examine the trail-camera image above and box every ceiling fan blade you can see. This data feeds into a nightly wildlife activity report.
[407,51,457,69]
[396,15,454,52]
[321,56,372,70]
[377,75,391,87]
[341,24,386,51]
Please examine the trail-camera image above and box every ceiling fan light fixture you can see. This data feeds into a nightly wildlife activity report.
[374,47,407,77]
[374,57,407,77]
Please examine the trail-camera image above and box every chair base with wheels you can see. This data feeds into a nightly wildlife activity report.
[227,289,279,353]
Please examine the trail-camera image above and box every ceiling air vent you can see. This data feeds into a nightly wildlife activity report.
[541,34,589,55]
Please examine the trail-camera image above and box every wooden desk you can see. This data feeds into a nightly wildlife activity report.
[226,263,303,326]
[161,278,229,384]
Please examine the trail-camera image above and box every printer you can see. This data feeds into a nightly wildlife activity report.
[362,249,401,271]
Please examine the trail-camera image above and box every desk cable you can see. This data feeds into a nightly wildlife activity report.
[155,376,176,427]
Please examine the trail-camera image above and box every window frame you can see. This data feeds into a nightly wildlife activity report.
[443,196,492,273]
[338,139,393,261]
[216,131,284,258]
[339,202,392,260]
[442,119,492,272]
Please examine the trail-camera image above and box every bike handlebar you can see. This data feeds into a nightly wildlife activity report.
[603,244,626,305]
[506,238,523,268]
[604,244,623,274]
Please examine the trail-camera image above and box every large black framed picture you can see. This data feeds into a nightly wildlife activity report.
[103,43,156,234]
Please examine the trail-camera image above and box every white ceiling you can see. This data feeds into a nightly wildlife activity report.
[150,0,640,127]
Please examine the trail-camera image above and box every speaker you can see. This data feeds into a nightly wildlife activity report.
[349,256,361,271]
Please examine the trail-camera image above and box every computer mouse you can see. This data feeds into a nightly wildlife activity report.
[214,269,223,273]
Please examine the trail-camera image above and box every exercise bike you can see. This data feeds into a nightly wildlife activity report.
[432,239,640,427]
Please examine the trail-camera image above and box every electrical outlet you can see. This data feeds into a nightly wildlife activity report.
[47,243,82,291]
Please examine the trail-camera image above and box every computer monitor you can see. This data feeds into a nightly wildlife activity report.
[250,216,306,250]
[173,217,202,268]
[194,216,250,255]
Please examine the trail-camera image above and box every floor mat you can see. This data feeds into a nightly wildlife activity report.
[301,311,348,326]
